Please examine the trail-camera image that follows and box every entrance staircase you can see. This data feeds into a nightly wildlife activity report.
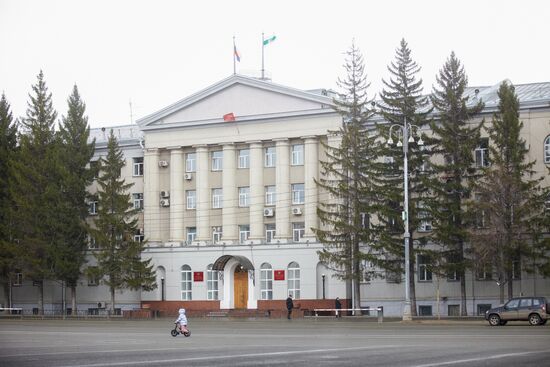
[206,309,271,318]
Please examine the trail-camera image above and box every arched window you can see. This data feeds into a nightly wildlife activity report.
[207,264,218,300]
[260,263,273,300]
[180,265,192,300]
[544,135,550,164]
[287,262,300,299]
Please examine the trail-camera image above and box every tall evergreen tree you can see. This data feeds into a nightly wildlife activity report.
[11,71,60,314]
[375,39,431,317]
[426,52,484,316]
[471,81,545,303]
[55,85,96,315]
[314,43,383,311]
[0,93,20,307]
[90,130,155,314]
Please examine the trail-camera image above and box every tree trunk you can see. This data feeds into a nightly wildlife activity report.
[459,240,467,316]
[37,280,44,315]
[2,279,10,308]
[409,240,417,316]
[507,269,513,299]
[71,286,77,315]
[110,286,115,315]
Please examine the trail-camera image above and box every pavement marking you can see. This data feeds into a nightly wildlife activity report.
[61,345,402,367]
[411,350,549,367]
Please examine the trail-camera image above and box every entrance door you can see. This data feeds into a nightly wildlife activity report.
[234,268,248,309]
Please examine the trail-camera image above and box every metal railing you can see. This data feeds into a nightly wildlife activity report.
[312,307,384,322]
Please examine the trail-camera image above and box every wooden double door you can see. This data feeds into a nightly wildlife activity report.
[233,267,248,309]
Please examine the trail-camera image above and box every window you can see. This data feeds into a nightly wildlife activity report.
[265,147,276,167]
[265,185,276,206]
[418,305,432,316]
[505,299,520,309]
[476,263,492,280]
[186,227,196,244]
[446,253,459,281]
[291,183,305,204]
[291,144,304,165]
[88,234,98,250]
[448,305,460,317]
[88,200,98,215]
[87,266,100,286]
[287,262,300,299]
[360,213,370,229]
[186,190,196,209]
[133,157,144,176]
[265,224,276,243]
[239,187,250,207]
[417,254,432,281]
[134,229,144,243]
[544,136,550,164]
[90,160,99,179]
[474,193,488,228]
[239,225,250,243]
[477,304,492,316]
[512,258,521,280]
[207,264,219,300]
[180,265,192,300]
[13,273,22,286]
[260,263,273,300]
[519,298,532,308]
[475,138,489,168]
[238,149,250,169]
[212,151,223,171]
[212,188,223,208]
[186,153,196,172]
[212,226,222,243]
[417,201,431,232]
[292,222,305,242]
[133,193,143,210]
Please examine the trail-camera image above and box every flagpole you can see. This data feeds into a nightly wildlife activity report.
[233,35,236,75]
[261,32,265,80]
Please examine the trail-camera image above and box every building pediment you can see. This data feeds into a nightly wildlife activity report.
[136,75,336,130]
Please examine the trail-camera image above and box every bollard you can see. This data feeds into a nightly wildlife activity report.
[377,307,383,323]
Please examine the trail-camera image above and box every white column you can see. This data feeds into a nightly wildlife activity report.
[169,148,184,241]
[275,139,291,241]
[304,137,319,238]
[144,149,160,241]
[222,144,238,242]
[195,145,210,242]
[249,141,264,241]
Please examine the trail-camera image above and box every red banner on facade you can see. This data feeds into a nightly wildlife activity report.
[193,272,204,282]
[274,270,285,281]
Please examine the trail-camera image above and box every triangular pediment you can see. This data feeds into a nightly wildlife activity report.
[137,75,335,129]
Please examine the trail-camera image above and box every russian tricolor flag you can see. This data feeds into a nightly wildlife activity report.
[234,45,241,62]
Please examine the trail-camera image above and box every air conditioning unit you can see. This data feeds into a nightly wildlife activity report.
[160,199,170,207]
[184,173,193,180]
[263,208,274,217]
[292,207,302,215]
[160,190,170,198]
[158,160,169,167]
[97,301,106,309]
[419,223,432,232]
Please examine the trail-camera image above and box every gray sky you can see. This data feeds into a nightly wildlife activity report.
[1,0,548,128]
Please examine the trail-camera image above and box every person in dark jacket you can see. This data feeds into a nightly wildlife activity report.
[286,295,294,319]
[335,297,342,318]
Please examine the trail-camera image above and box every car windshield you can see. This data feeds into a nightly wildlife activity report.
[505,299,520,308]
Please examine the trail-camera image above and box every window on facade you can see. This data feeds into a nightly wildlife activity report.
[265,224,276,243]
[238,149,250,169]
[418,305,433,316]
[186,190,196,209]
[287,262,300,299]
[360,212,370,229]
[133,157,144,176]
[292,222,305,242]
[260,263,273,300]
[186,227,196,244]
[265,185,276,206]
[475,138,489,168]
[13,272,23,286]
[446,253,459,281]
[474,193,489,228]
[291,144,304,165]
[265,147,276,167]
[207,264,219,300]
[186,153,196,172]
[133,193,143,210]
[239,225,250,243]
[88,200,98,215]
[134,229,144,243]
[212,226,222,243]
[239,187,250,207]
[212,188,223,208]
[180,265,192,300]
[476,263,492,280]
[544,135,550,164]
[90,160,99,179]
[87,266,100,286]
[417,201,431,232]
[212,151,223,171]
[291,183,305,204]
[417,254,432,281]
[87,234,98,250]
[448,304,460,317]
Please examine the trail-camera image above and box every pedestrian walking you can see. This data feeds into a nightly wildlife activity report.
[335,297,342,318]
[286,295,294,319]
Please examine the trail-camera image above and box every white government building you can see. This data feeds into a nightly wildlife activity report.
[5,75,550,317]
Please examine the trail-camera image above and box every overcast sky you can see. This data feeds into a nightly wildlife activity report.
[1,0,549,128]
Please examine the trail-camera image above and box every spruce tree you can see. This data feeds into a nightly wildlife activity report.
[314,43,383,311]
[11,71,60,314]
[91,130,156,314]
[375,39,431,316]
[55,85,96,315]
[426,52,484,316]
[0,93,20,307]
[471,81,545,303]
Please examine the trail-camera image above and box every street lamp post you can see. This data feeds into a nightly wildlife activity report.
[161,277,165,301]
[387,117,423,322]
[322,274,326,299]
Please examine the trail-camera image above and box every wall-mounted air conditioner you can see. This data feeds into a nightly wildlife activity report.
[263,208,274,217]
[184,173,193,180]
[160,190,170,198]
[158,160,169,167]
[97,301,106,308]
[292,207,302,215]
[160,199,170,207]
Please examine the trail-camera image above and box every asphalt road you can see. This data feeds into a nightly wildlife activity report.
[0,318,549,367]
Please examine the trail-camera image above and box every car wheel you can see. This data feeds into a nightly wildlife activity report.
[528,313,542,326]
[488,314,501,326]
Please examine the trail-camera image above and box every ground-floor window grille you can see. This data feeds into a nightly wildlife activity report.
[287,262,300,299]
[260,263,273,300]
[181,265,192,300]
[207,264,218,300]
[419,305,432,316]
